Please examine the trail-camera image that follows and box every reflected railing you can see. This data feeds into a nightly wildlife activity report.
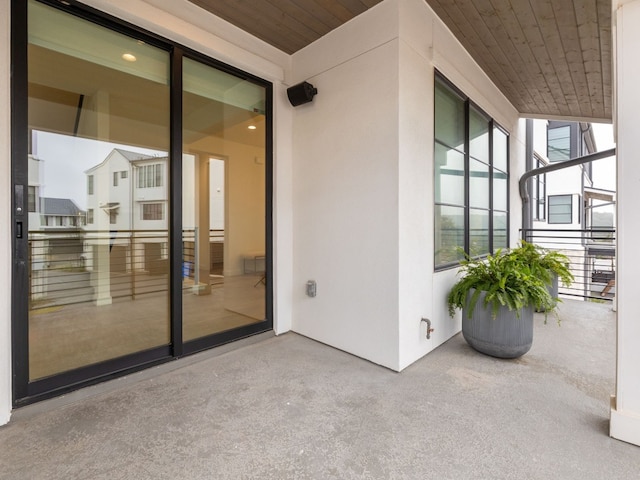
[28,229,225,309]
[522,228,616,302]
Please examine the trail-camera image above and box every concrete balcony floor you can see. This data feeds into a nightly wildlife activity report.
[1,300,638,479]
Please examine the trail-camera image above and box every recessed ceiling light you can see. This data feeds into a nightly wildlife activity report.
[122,53,137,62]
[248,125,257,130]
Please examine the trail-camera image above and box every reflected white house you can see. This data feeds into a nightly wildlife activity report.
[83,149,169,276]
[81,148,225,278]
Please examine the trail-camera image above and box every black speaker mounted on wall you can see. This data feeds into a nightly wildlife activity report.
[287,81,318,106]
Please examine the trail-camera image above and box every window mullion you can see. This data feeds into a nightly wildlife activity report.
[464,100,470,257]
[489,119,494,253]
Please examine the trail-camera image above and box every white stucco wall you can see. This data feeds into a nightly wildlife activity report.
[397,18,434,370]
[290,6,402,370]
[0,0,12,426]
[273,82,294,335]
[290,0,523,371]
[611,0,640,447]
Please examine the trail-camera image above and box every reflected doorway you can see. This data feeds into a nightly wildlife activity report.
[182,156,266,341]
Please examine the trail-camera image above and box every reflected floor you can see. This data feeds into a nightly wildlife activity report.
[28,272,265,380]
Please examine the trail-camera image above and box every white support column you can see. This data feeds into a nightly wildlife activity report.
[93,91,112,306]
[193,154,211,295]
[611,0,640,447]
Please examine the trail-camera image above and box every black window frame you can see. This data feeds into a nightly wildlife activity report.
[434,72,510,271]
[547,124,571,162]
[548,194,573,224]
[11,0,274,406]
[532,155,546,221]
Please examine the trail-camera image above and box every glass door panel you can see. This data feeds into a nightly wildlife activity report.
[27,0,171,380]
[182,57,267,341]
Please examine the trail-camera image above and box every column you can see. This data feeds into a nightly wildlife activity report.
[610,0,640,447]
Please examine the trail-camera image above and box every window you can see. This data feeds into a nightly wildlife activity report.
[87,175,94,195]
[138,164,163,188]
[87,209,94,224]
[121,171,128,179]
[548,195,572,224]
[28,186,37,212]
[142,203,163,220]
[109,211,117,224]
[532,156,546,221]
[113,172,118,186]
[434,74,509,268]
[547,125,571,162]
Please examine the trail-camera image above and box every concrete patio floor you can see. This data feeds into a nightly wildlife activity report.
[1,299,638,479]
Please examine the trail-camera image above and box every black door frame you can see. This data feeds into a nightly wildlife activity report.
[11,0,273,406]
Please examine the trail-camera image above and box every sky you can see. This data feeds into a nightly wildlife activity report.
[591,122,616,191]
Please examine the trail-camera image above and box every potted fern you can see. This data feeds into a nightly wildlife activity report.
[447,247,557,358]
[510,241,574,307]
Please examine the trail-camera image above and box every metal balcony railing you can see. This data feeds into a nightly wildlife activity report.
[28,228,225,309]
[521,228,616,302]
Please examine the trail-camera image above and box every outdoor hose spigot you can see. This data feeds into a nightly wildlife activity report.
[421,318,434,339]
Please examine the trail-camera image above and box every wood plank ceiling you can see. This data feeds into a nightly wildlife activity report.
[187,0,612,121]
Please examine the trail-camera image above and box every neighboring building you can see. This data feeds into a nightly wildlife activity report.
[42,197,84,228]
[83,149,169,276]
[81,148,224,277]
[532,120,616,230]
[84,149,167,232]
[27,154,44,230]
[27,153,86,300]
[528,120,616,299]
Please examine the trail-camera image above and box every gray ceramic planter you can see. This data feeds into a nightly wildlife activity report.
[462,289,534,359]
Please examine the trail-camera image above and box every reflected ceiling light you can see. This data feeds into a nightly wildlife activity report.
[248,125,257,130]
[122,53,137,62]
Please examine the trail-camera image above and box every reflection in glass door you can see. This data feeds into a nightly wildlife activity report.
[26,0,171,380]
[182,57,267,341]
[14,0,271,403]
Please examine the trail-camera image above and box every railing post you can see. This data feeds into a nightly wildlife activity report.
[194,226,199,286]
[130,231,136,300]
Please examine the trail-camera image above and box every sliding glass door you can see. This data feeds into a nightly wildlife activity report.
[12,0,272,404]
[182,57,267,344]
[25,0,172,382]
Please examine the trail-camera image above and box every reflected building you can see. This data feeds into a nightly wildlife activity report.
[83,149,169,283]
